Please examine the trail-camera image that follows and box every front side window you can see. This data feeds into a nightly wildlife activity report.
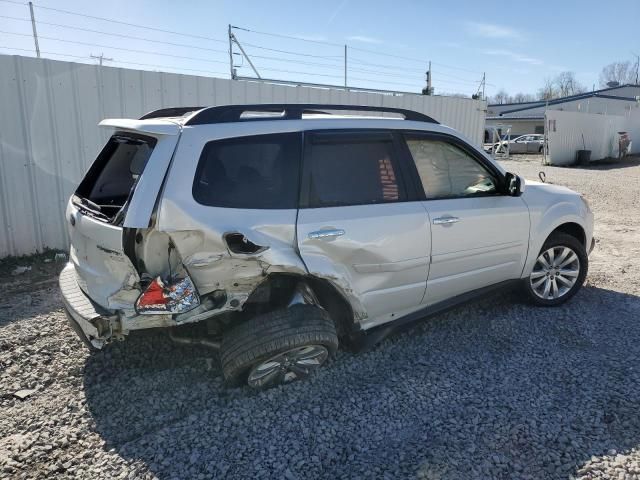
[193,133,301,209]
[304,133,406,207]
[404,136,498,199]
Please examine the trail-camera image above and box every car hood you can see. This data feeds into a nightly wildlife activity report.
[524,179,577,196]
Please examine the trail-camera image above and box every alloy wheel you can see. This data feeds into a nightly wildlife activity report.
[529,246,580,300]
[247,345,328,389]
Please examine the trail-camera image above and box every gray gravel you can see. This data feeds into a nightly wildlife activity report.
[1,155,640,479]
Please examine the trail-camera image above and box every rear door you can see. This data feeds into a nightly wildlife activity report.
[296,130,431,328]
[68,127,179,309]
[401,132,530,306]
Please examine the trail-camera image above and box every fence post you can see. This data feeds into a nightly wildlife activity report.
[28,2,40,58]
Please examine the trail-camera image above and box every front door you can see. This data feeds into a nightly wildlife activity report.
[401,133,530,305]
[296,130,431,328]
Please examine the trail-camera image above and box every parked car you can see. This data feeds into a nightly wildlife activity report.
[494,134,544,154]
[60,104,594,389]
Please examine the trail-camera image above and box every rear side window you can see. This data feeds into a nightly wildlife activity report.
[193,133,301,209]
[304,132,406,207]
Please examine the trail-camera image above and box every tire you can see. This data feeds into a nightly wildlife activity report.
[523,232,588,306]
[538,146,543,153]
[220,305,338,389]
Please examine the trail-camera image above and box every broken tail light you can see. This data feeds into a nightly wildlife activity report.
[136,274,200,315]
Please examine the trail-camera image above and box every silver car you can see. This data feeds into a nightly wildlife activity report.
[495,134,544,154]
[60,104,594,389]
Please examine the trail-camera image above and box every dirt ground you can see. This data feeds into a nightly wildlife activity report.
[1,155,639,479]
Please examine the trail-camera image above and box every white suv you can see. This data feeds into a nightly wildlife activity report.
[60,104,594,389]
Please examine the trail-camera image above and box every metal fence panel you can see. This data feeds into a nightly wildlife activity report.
[0,54,487,257]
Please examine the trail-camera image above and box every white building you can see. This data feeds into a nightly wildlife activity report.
[486,84,640,137]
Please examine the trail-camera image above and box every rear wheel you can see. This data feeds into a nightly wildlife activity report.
[524,233,588,306]
[220,305,338,389]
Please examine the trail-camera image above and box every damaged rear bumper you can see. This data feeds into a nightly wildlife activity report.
[59,263,117,349]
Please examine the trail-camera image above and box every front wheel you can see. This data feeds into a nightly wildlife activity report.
[220,305,338,389]
[524,232,588,306]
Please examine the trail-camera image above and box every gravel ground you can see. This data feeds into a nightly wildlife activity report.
[1,155,640,479]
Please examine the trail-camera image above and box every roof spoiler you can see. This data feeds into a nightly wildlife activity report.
[99,118,180,136]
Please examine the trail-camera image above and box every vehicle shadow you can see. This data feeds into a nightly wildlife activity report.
[83,285,640,479]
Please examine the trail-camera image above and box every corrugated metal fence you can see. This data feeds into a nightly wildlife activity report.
[0,54,487,257]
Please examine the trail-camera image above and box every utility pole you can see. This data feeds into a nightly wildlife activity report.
[90,53,112,66]
[427,61,432,94]
[482,72,486,100]
[228,24,235,79]
[28,1,40,58]
[228,26,261,79]
[633,53,639,85]
[344,45,347,88]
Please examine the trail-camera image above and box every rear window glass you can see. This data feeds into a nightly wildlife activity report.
[75,133,156,219]
[304,133,406,207]
[192,133,301,209]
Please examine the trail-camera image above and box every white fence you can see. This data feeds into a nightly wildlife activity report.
[0,54,487,257]
[546,109,640,165]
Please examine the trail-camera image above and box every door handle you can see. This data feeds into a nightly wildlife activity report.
[308,229,345,239]
[433,216,460,225]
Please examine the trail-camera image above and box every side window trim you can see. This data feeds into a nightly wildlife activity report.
[299,129,411,209]
[399,130,506,200]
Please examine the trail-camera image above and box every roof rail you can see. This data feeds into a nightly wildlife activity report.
[183,104,439,125]
[139,107,205,120]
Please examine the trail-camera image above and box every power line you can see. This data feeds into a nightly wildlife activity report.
[29,2,227,43]
[347,44,427,64]
[431,61,483,75]
[240,52,426,80]
[239,53,344,70]
[239,41,343,60]
[0,30,229,65]
[348,45,484,75]
[230,25,342,47]
[0,15,229,54]
[231,24,483,77]
[245,66,344,80]
[0,3,485,94]
[349,57,427,74]
[0,46,230,76]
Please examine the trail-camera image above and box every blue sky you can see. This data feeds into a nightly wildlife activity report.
[1,0,639,97]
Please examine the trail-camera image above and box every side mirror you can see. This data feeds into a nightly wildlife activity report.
[504,172,525,196]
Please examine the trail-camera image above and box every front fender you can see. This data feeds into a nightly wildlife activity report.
[522,199,593,277]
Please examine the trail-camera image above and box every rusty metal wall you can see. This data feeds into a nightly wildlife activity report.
[0,54,487,257]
